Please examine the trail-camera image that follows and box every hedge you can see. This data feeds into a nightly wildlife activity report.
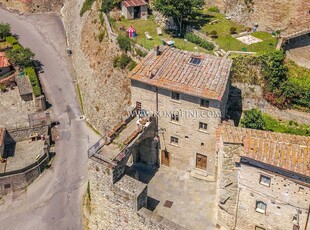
[184,33,214,50]
[24,67,41,97]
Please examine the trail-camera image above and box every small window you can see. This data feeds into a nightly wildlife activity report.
[298,187,304,193]
[171,114,179,122]
[189,57,202,65]
[255,226,266,230]
[200,99,209,108]
[4,184,11,189]
[199,122,208,130]
[260,175,271,187]
[170,136,179,144]
[256,201,266,214]
[171,92,179,100]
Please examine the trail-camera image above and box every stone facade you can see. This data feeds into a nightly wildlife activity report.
[216,142,310,230]
[130,79,230,178]
[121,2,148,20]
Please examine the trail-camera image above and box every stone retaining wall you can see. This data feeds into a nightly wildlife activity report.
[0,149,49,195]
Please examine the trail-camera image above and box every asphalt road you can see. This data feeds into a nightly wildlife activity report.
[0,8,99,230]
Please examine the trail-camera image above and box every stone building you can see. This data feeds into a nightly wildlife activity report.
[15,75,34,101]
[121,0,148,20]
[0,52,11,77]
[216,125,310,230]
[129,46,232,179]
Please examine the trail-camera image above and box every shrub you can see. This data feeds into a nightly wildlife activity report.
[128,61,137,71]
[98,31,105,42]
[113,53,134,70]
[0,23,11,38]
[230,27,237,34]
[240,109,265,130]
[117,34,132,52]
[12,44,22,50]
[24,67,41,97]
[208,6,220,13]
[135,48,147,57]
[5,36,17,45]
[6,47,34,67]
[210,30,218,38]
[118,53,132,69]
[101,0,115,13]
[0,83,6,92]
[184,33,214,50]
[80,0,96,17]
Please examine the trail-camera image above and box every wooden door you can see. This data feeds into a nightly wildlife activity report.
[136,101,141,112]
[196,153,207,170]
[161,150,170,167]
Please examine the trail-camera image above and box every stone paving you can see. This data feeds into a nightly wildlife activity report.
[237,35,262,45]
[0,140,45,173]
[147,167,217,230]
[0,88,36,128]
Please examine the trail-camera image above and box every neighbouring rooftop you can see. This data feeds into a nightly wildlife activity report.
[122,0,147,8]
[129,47,232,100]
[218,125,310,177]
[0,52,10,68]
[15,75,33,96]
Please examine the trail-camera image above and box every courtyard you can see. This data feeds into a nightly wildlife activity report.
[134,164,217,230]
[0,139,45,173]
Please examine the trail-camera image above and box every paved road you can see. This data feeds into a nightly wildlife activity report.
[0,8,99,230]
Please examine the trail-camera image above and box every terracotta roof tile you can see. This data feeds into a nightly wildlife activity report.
[219,125,310,177]
[0,52,10,68]
[122,0,147,8]
[129,47,232,100]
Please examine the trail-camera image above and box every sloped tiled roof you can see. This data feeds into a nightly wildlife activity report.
[122,0,147,8]
[218,125,310,177]
[0,52,10,68]
[129,47,232,100]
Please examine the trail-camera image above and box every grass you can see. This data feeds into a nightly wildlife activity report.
[262,113,310,136]
[286,60,310,92]
[24,66,42,97]
[198,12,277,52]
[113,18,210,53]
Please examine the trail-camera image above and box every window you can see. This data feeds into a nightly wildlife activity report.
[259,175,271,187]
[298,187,304,193]
[256,201,266,214]
[170,136,179,144]
[200,99,210,108]
[171,114,179,122]
[171,92,180,100]
[189,57,202,65]
[199,122,208,130]
[196,153,207,170]
[255,226,266,230]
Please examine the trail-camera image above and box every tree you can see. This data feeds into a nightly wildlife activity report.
[154,0,205,35]
[6,48,35,67]
[0,23,11,39]
[240,109,265,130]
[230,27,237,34]
[101,0,115,13]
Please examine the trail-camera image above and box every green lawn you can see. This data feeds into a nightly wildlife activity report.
[112,18,210,53]
[262,113,310,136]
[198,12,277,52]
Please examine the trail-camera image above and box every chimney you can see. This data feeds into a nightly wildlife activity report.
[154,46,160,56]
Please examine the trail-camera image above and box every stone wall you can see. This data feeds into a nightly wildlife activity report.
[214,0,310,34]
[62,1,131,134]
[4,125,49,144]
[216,142,310,230]
[130,79,224,177]
[0,149,49,195]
